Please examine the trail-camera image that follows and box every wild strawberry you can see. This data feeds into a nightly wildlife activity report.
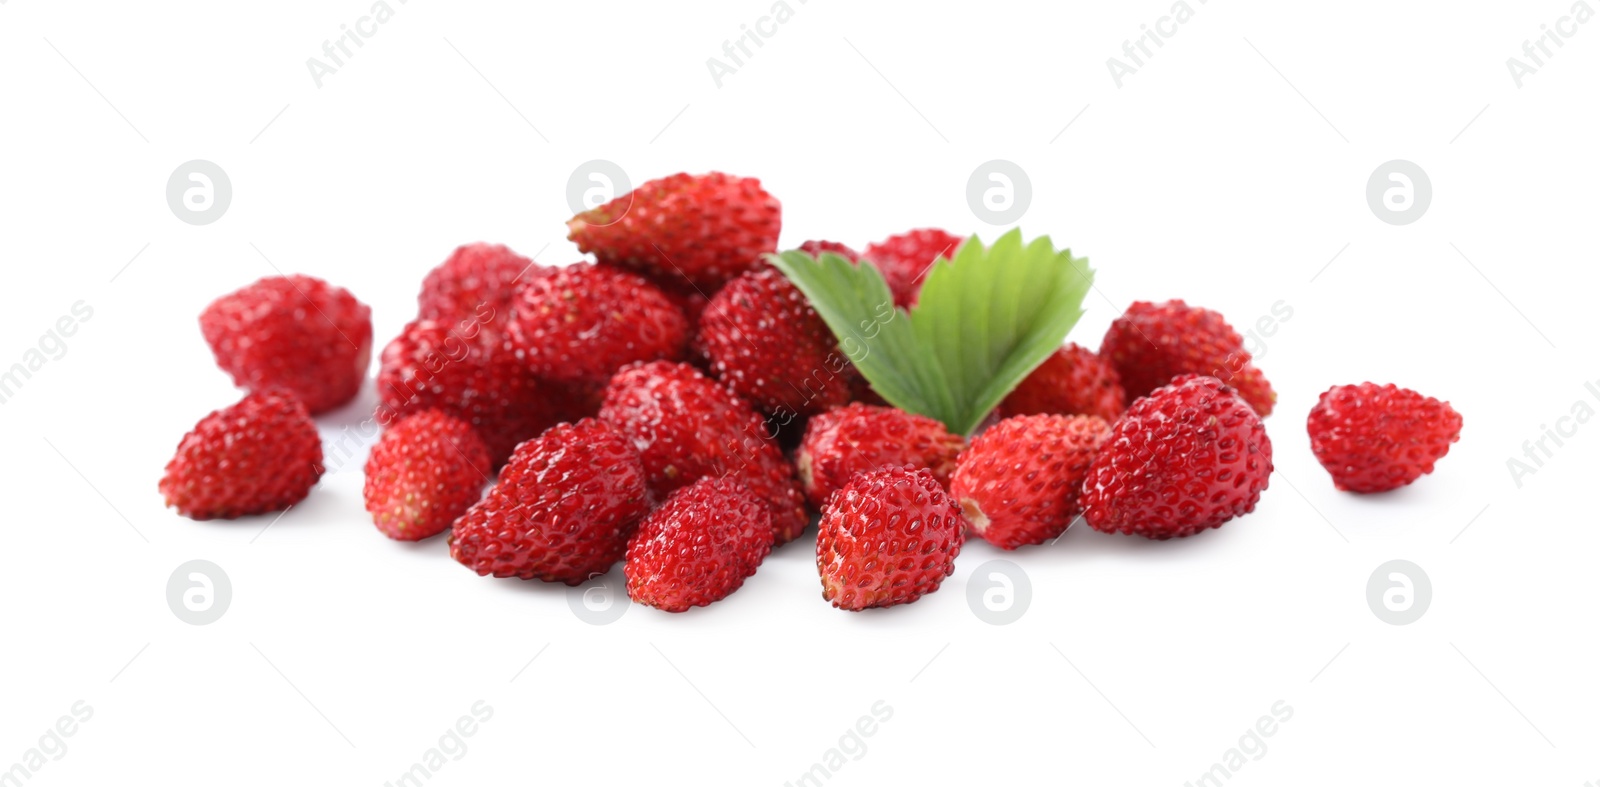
[363,410,491,541]
[159,390,324,520]
[951,414,1110,549]
[568,172,781,292]
[417,242,535,324]
[200,275,373,414]
[1082,375,1272,539]
[599,361,808,543]
[816,466,964,611]
[624,478,775,612]
[1000,343,1126,422]
[1307,383,1462,493]
[508,263,689,387]
[697,267,861,417]
[450,419,650,584]
[863,228,965,308]
[796,403,964,508]
[377,319,556,467]
[1099,300,1276,417]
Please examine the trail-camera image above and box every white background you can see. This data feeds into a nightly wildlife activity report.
[2,0,1597,784]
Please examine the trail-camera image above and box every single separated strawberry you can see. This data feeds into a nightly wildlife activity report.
[363,410,491,541]
[450,419,650,584]
[160,390,324,520]
[509,263,689,387]
[624,478,775,612]
[417,242,535,324]
[1082,375,1272,539]
[1307,383,1462,493]
[951,414,1111,549]
[697,266,862,417]
[1099,299,1276,416]
[796,403,964,508]
[377,319,558,467]
[599,361,809,543]
[1000,343,1127,422]
[568,172,781,292]
[817,465,965,611]
[200,275,373,414]
[863,228,965,308]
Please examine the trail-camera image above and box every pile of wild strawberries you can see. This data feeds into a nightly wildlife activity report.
[158,172,1465,613]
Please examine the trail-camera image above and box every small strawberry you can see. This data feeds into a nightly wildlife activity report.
[417,242,535,324]
[951,414,1110,549]
[796,403,964,508]
[863,228,965,308]
[1099,299,1276,417]
[816,466,965,611]
[1307,383,1462,493]
[450,418,650,584]
[599,361,808,543]
[200,275,373,414]
[159,390,324,520]
[508,263,689,387]
[697,266,861,417]
[568,172,781,292]
[363,410,491,541]
[1000,343,1126,422]
[624,478,775,612]
[798,240,862,261]
[1082,375,1272,539]
[377,319,556,467]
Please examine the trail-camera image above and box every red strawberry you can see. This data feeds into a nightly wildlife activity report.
[1000,343,1126,422]
[417,242,535,324]
[951,414,1110,549]
[159,390,324,520]
[377,319,556,467]
[697,267,861,417]
[1082,375,1272,539]
[200,275,373,414]
[624,478,775,612]
[363,410,491,541]
[568,172,781,292]
[816,466,965,611]
[796,403,964,508]
[450,418,650,584]
[599,361,808,544]
[1099,300,1276,417]
[798,240,861,261]
[1307,383,1462,493]
[508,263,689,387]
[863,229,965,309]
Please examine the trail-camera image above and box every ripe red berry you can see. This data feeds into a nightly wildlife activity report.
[624,478,775,612]
[951,414,1111,549]
[377,319,557,467]
[568,172,781,292]
[450,419,651,584]
[816,466,965,611]
[200,275,373,414]
[599,362,808,544]
[697,267,861,417]
[797,240,861,261]
[508,263,689,387]
[796,403,964,508]
[363,410,491,541]
[417,242,534,325]
[1307,383,1462,493]
[863,228,965,309]
[1000,343,1127,422]
[1082,375,1273,539]
[1099,299,1276,417]
[159,390,324,520]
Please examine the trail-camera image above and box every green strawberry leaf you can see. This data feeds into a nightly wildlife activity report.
[768,229,1093,435]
